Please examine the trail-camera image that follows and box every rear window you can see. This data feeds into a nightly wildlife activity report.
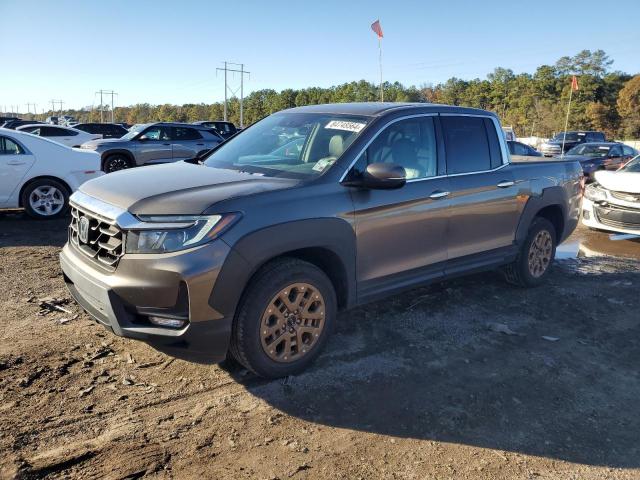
[441,116,493,174]
[586,132,605,142]
[173,127,202,140]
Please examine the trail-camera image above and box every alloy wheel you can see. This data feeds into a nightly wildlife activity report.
[259,283,326,363]
[105,157,130,173]
[28,186,64,216]
[528,230,553,278]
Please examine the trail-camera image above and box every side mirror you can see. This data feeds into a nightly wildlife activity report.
[138,134,150,141]
[343,162,406,190]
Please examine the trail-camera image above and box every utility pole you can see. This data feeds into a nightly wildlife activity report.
[95,90,117,123]
[25,103,37,117]
[216,62,250,127]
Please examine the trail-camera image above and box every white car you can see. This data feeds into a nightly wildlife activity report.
[582,155,640,235]
[15,124,101,148]
[0,129,103,219]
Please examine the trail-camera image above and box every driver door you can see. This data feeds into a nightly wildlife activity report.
[136,126,173,164]
[347,115,450,300]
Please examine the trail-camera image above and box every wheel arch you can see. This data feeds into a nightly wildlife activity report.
[18,175,71,208]
[515,186,568,245]
[209,218,356,319]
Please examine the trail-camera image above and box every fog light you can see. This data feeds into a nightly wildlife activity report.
[583,210,591,220]
[148,316,186,328]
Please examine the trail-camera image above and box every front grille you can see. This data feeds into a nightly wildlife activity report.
[69,206,124,271]
[595,204,640,231]
[610,191,640,203]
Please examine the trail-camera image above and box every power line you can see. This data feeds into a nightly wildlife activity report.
[216,62,250,127]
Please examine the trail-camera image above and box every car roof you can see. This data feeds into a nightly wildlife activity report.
[0,127,68,147]
[76,122,125,127]
[573,142,620,147]
[142,122,217,130]
[16,123,82,132]
[280,102,497,118]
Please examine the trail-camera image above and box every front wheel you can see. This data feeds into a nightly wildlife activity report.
[103,154,132,173]
[229,258,337,378]
[21,179,69,219]
[503,217,557,287]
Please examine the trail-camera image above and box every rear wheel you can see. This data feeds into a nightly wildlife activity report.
[230,258,336,378]
[103,154,132,173]
[503,217,557,287]
[21,179,69,219]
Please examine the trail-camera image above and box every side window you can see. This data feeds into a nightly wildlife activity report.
[44,127,72,137]
[622,145,635,156]
[173,127,202,140]
[441,116,492,174]
[484,118,503,168]
[142,126,171,140]
[355,116,438,180]
[0,137,23,155]
[609,145,622,157]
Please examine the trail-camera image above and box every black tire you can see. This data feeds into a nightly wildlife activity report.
[503,217,557,287]
[229,258,337,378]
[103,154,133,173]
[21,178,70,219]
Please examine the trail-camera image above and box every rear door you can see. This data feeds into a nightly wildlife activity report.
[135,125,173,164]
[348,115,450,298]
[441,115,520,265]
[0,136,35,206]
[171,127,206,161]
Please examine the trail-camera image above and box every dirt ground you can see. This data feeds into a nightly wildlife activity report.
[1,212,639,480]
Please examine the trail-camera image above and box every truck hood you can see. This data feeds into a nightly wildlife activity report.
[595,170,640,194]
[79,161,300,215]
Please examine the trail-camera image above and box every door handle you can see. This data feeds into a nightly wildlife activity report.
[497,180,515,188]
[196,143,204,146]
[162,143,171,146]
[429,190,450,200]
[7,160,26,165]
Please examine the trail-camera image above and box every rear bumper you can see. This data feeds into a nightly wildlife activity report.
[60,240,234,363]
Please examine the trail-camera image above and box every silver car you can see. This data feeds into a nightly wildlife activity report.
[80,122,223,173]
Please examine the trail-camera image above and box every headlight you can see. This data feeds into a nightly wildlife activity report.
[125,213,238,253]
[584,184,607,202]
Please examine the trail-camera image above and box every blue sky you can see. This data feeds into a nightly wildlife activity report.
[1,0,638,112]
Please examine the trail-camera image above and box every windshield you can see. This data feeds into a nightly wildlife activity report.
[622,155,640,173]
[566,144,610,157]
[120,124,146,140]
[203,113,369,178]
[551,132,582,142]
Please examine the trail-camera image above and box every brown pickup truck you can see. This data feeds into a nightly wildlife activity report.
[61,103,583,378]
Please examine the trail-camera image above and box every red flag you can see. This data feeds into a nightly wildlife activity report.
[571,75,579,91]
[371,20,383,38]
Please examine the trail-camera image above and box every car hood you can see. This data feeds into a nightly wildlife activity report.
[82,138,129,148]
[595,170,640,194]
[79,161,300,215]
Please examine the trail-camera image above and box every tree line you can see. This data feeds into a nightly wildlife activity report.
[20,50,640,139]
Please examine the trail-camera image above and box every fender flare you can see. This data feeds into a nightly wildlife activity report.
[209,218,356,318]
[515,186,568,244]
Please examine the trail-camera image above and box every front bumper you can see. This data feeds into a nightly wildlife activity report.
[60,239,234,363]
[581,197,640,235]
